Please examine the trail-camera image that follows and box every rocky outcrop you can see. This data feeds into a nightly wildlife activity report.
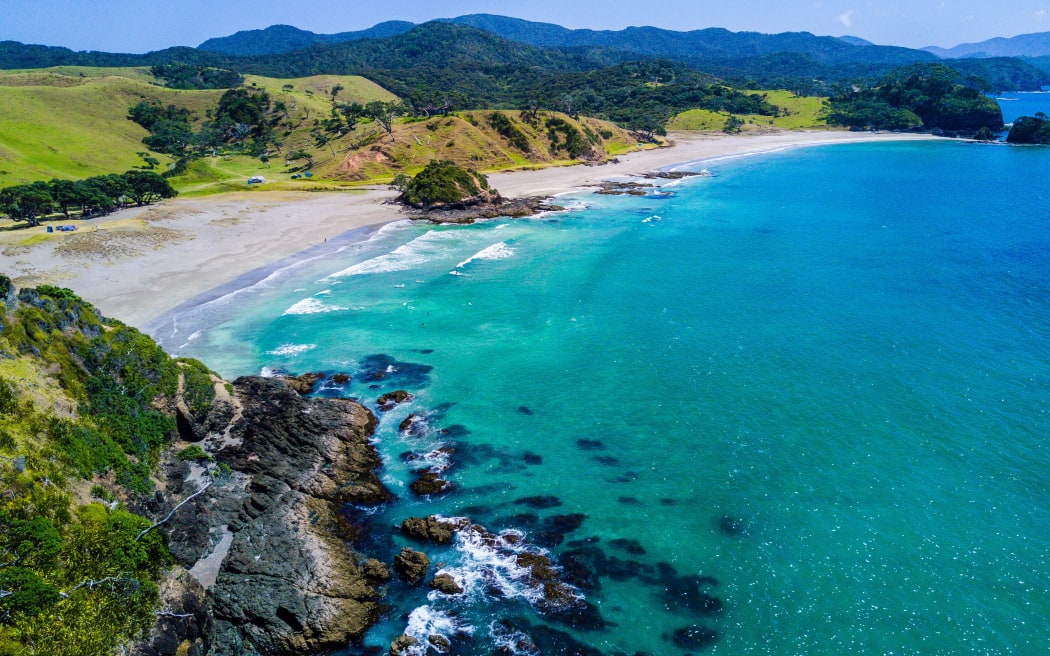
[407,196,564,225]
[400,515,468,544]
[393,548,430,584]
[127,568,211,656]
[430,573,464,595]
[377,389,413,410]
[148,376,392,656]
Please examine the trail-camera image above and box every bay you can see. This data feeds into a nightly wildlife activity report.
[162,139,1050,655]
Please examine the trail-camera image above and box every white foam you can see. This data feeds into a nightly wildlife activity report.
[456,241,515,268]
[266,343,317,357]
[282,297,347,316]
[435,525,565,607]
[490,622,541,656]
[260,366,282,378]
[401,605,473,654]
[325,229,464,278]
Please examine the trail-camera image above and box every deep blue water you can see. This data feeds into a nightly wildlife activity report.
[161,139,1050,655]
[995,91,1050,124]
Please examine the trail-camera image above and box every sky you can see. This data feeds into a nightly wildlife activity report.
[1,0,1048,53]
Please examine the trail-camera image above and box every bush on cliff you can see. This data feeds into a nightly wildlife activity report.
[0,276,187,654]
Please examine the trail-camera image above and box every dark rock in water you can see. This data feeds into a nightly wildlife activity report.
[278,371,325,395]
[417,348,434,354]
[558,547,604,591]
[438,424,470,438]
[617,496,641,505]
[393,548,430,584]
[514,495,562,509]
[377,389,413,411]
[659,498,677,506]
[362,559,390,584]
[358,354,433,388]
[540,597,609,632]
[500,619,603,656]
[428,633,452,651]
[609,538,646,555]
[517,405,534,415]
[398,413,424,435]
[410,469,452,496]
[400,516,468,545]
[610,471,639,483]
[523,451,543,465]
[718,515,750,537]
[542,513,587,535]
[389,634,420,656]
[496,512,540,535]
[565,536,601,548]
[331,373,351,384]
[430,573,464,595]
[671,625,718,650]
[651,563,723,617]
[458,504,491,517]
[369,384,381,390]
[575,438,605,451]
[593,455,620,466]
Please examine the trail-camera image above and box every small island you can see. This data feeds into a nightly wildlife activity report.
[1006,112,1050,144]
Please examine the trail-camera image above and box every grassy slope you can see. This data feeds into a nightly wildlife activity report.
[318,111,648,183]
[0,67,654,196]
[667,90,831,131]
[0,68,396,189]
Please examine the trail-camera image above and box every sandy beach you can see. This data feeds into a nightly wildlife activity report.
[0,130,939,330]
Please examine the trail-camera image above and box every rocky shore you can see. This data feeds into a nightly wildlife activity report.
[130,376,392,656]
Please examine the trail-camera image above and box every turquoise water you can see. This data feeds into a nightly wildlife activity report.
[160,140,1050,655]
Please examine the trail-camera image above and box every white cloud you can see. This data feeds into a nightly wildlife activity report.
[837,10,855,27]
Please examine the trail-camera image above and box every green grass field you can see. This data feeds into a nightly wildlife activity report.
[668,90,831,131]
[0,67,654,196]
[0,68,397,190]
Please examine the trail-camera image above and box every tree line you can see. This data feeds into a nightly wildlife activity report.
[825,63,1004,134]
[0,171,177,227]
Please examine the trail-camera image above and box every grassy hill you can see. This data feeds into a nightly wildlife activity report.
[0,68,396,189]
[667,90,829,131]
[0,65,654,197]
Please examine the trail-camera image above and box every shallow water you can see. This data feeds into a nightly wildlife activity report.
[162,139,1050,655]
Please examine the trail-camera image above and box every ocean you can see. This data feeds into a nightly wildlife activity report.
[996,91,1050,124]
[158,135,1050,655]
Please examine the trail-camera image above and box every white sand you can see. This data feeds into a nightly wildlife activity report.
[0,130,940,330]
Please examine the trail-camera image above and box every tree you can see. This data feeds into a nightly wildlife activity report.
[0,182,54,226]
[121,170,176,207]
[365,101,406,140]
[330,84,344,100]
[48,179,80,218]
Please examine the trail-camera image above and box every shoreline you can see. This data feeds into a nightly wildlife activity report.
[0,130,942,330]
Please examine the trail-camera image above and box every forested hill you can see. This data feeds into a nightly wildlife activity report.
[1,19,1048,94]
[196,21,415,56]
[924,30,1050,58]
[197,13,934,66]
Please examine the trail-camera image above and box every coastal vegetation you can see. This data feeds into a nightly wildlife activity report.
[0,171,175,226]
[0,281,182,653]
[825,63,1003,133]
[1006,113,1050,143]
[393,160,492,209]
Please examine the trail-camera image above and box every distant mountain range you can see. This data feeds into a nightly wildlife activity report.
[198,13,932,67]
[924,31,1050,58]
[1,16,1048,93]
